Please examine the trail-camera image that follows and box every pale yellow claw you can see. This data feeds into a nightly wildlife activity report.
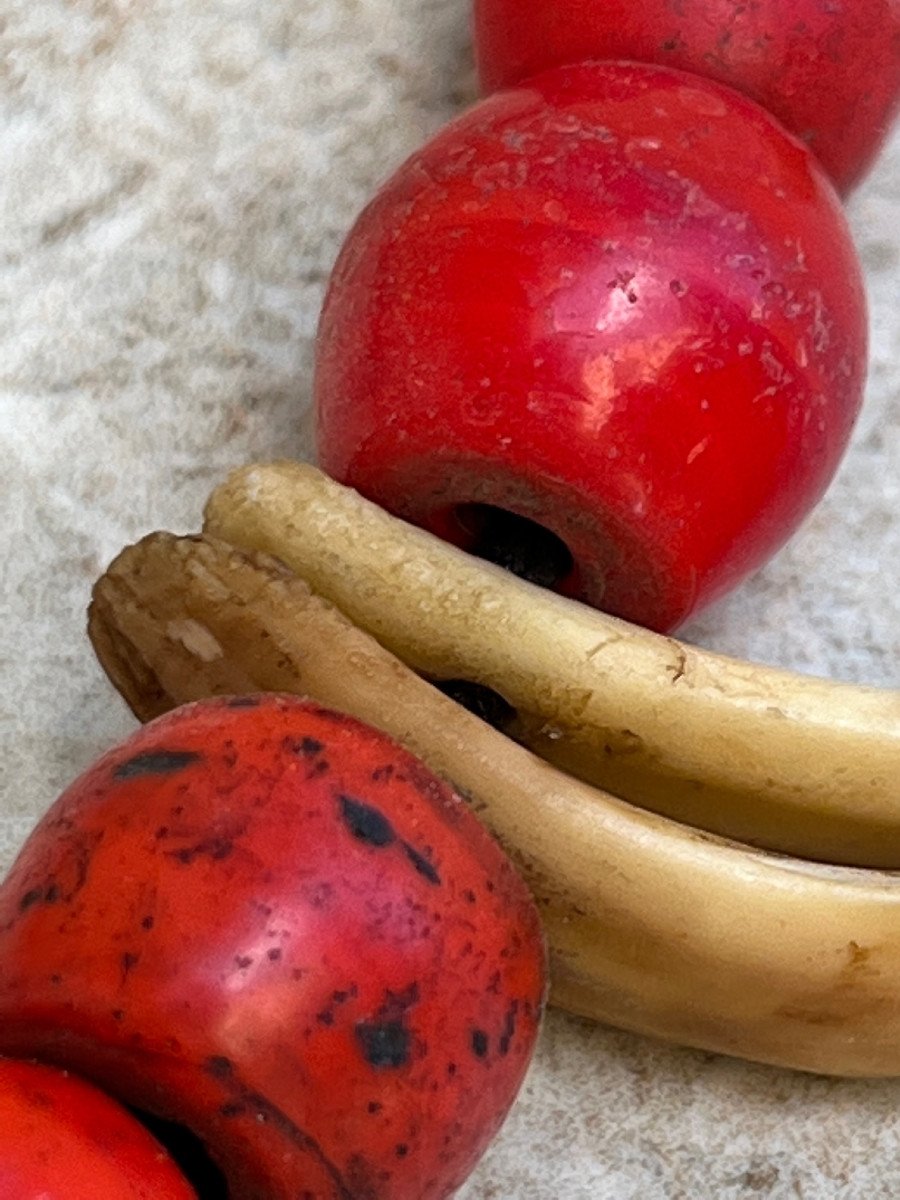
[203,461,900,869]
[89,530,900,1078]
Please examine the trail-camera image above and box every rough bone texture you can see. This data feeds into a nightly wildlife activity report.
[1,2,898,1196]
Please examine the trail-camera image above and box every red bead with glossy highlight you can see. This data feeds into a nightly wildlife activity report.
[315,61,868,631]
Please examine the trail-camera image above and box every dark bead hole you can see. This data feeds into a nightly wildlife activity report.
[130,1107,230,1199]
[455,504,574,590]
[433,679,517,733]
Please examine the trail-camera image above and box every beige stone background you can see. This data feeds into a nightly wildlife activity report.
[1,1,899,1196]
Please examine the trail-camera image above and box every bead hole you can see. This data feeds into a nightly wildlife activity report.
[130,1108,230,1199]
[454,504,574,590]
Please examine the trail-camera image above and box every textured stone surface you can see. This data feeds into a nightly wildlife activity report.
[1,1,898,1195]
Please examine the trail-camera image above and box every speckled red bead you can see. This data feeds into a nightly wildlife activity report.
[0,695,546,1200]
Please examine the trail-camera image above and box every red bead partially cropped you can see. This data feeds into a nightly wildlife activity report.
[474,0,900,193]
[0,1057,196,1199]
[315,61,867,631]
[0,696,546,1200]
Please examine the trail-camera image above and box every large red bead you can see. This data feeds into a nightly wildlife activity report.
[315,62,867,631]
[0,696,546,1200]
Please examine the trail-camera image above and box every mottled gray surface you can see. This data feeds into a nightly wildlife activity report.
[1,2,898,1195]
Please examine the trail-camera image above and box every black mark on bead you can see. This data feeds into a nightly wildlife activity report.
[165,837,235,865]
[17,869,80,912]
[120,952,140,984]
[402,842,441,886]
[341,797,441,887]
[19,886,47,911]
[499,1002,519,1056]
[257,1097,356,1198]
[367,1101,382,1114]
[316,984,357,1029]
[340,795,396,848]
[114,750,202,779]
[471,1029,489,1059]
[287,736,325,758]
[141,915,155,931]
[226,696,261,708]
[395,1144,409,1158]
[205,1056,235,1080]
[345,1154,381,1199]
[209,1076,355,1198]
[382,983,419,1015]
[355,1019,410,1069]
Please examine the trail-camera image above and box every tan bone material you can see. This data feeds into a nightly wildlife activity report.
[89,531,900,1079]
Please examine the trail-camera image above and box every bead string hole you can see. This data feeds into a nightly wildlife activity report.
[454,503,574,590]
